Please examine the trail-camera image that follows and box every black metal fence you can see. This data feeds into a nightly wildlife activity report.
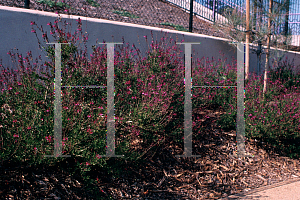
[0,0,299,46]
[249,0,300,36]
[166,0,300,46]
[166,0,245,24]
[1,0,228,38]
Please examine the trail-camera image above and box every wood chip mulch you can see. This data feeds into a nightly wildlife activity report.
[1,103,300,200]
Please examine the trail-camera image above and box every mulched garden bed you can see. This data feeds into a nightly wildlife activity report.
[1,1,300,199]
[1,103,300,199]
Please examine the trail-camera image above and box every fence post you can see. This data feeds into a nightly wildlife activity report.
[24,0,30,9]
[284,0,290,45]
[213,0,216,23]
[189,0,194,32]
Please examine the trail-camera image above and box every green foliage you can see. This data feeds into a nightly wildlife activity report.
[0,72,56,166]
[209,58,300,159]
[164,89,185,144]
[112,9,139,18]
[269,60,300,92]
[216,110,237,131]
[86,0,100,7]
[37,0,70,8]
[1,16,300,189]
[43,43,77,69]
[158,22,188,32]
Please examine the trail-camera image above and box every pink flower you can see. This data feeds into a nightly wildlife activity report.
[27,126,31,130]
[13,134,19,138]
[47,23,51,26]
[87,128,93,134]
[30,21,35,25]
[86,162,90,166]
[31,29,36,33]
[13,120,17,123]
[34,147,37,150]
[45,136,52,142]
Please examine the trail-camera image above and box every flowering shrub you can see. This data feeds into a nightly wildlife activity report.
[1,17,300,177]
[0,18,197,173]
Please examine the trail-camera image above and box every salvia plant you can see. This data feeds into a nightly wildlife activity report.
[0,18,299,181]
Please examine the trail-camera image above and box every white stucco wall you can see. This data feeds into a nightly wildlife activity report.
[1,5,300,88]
